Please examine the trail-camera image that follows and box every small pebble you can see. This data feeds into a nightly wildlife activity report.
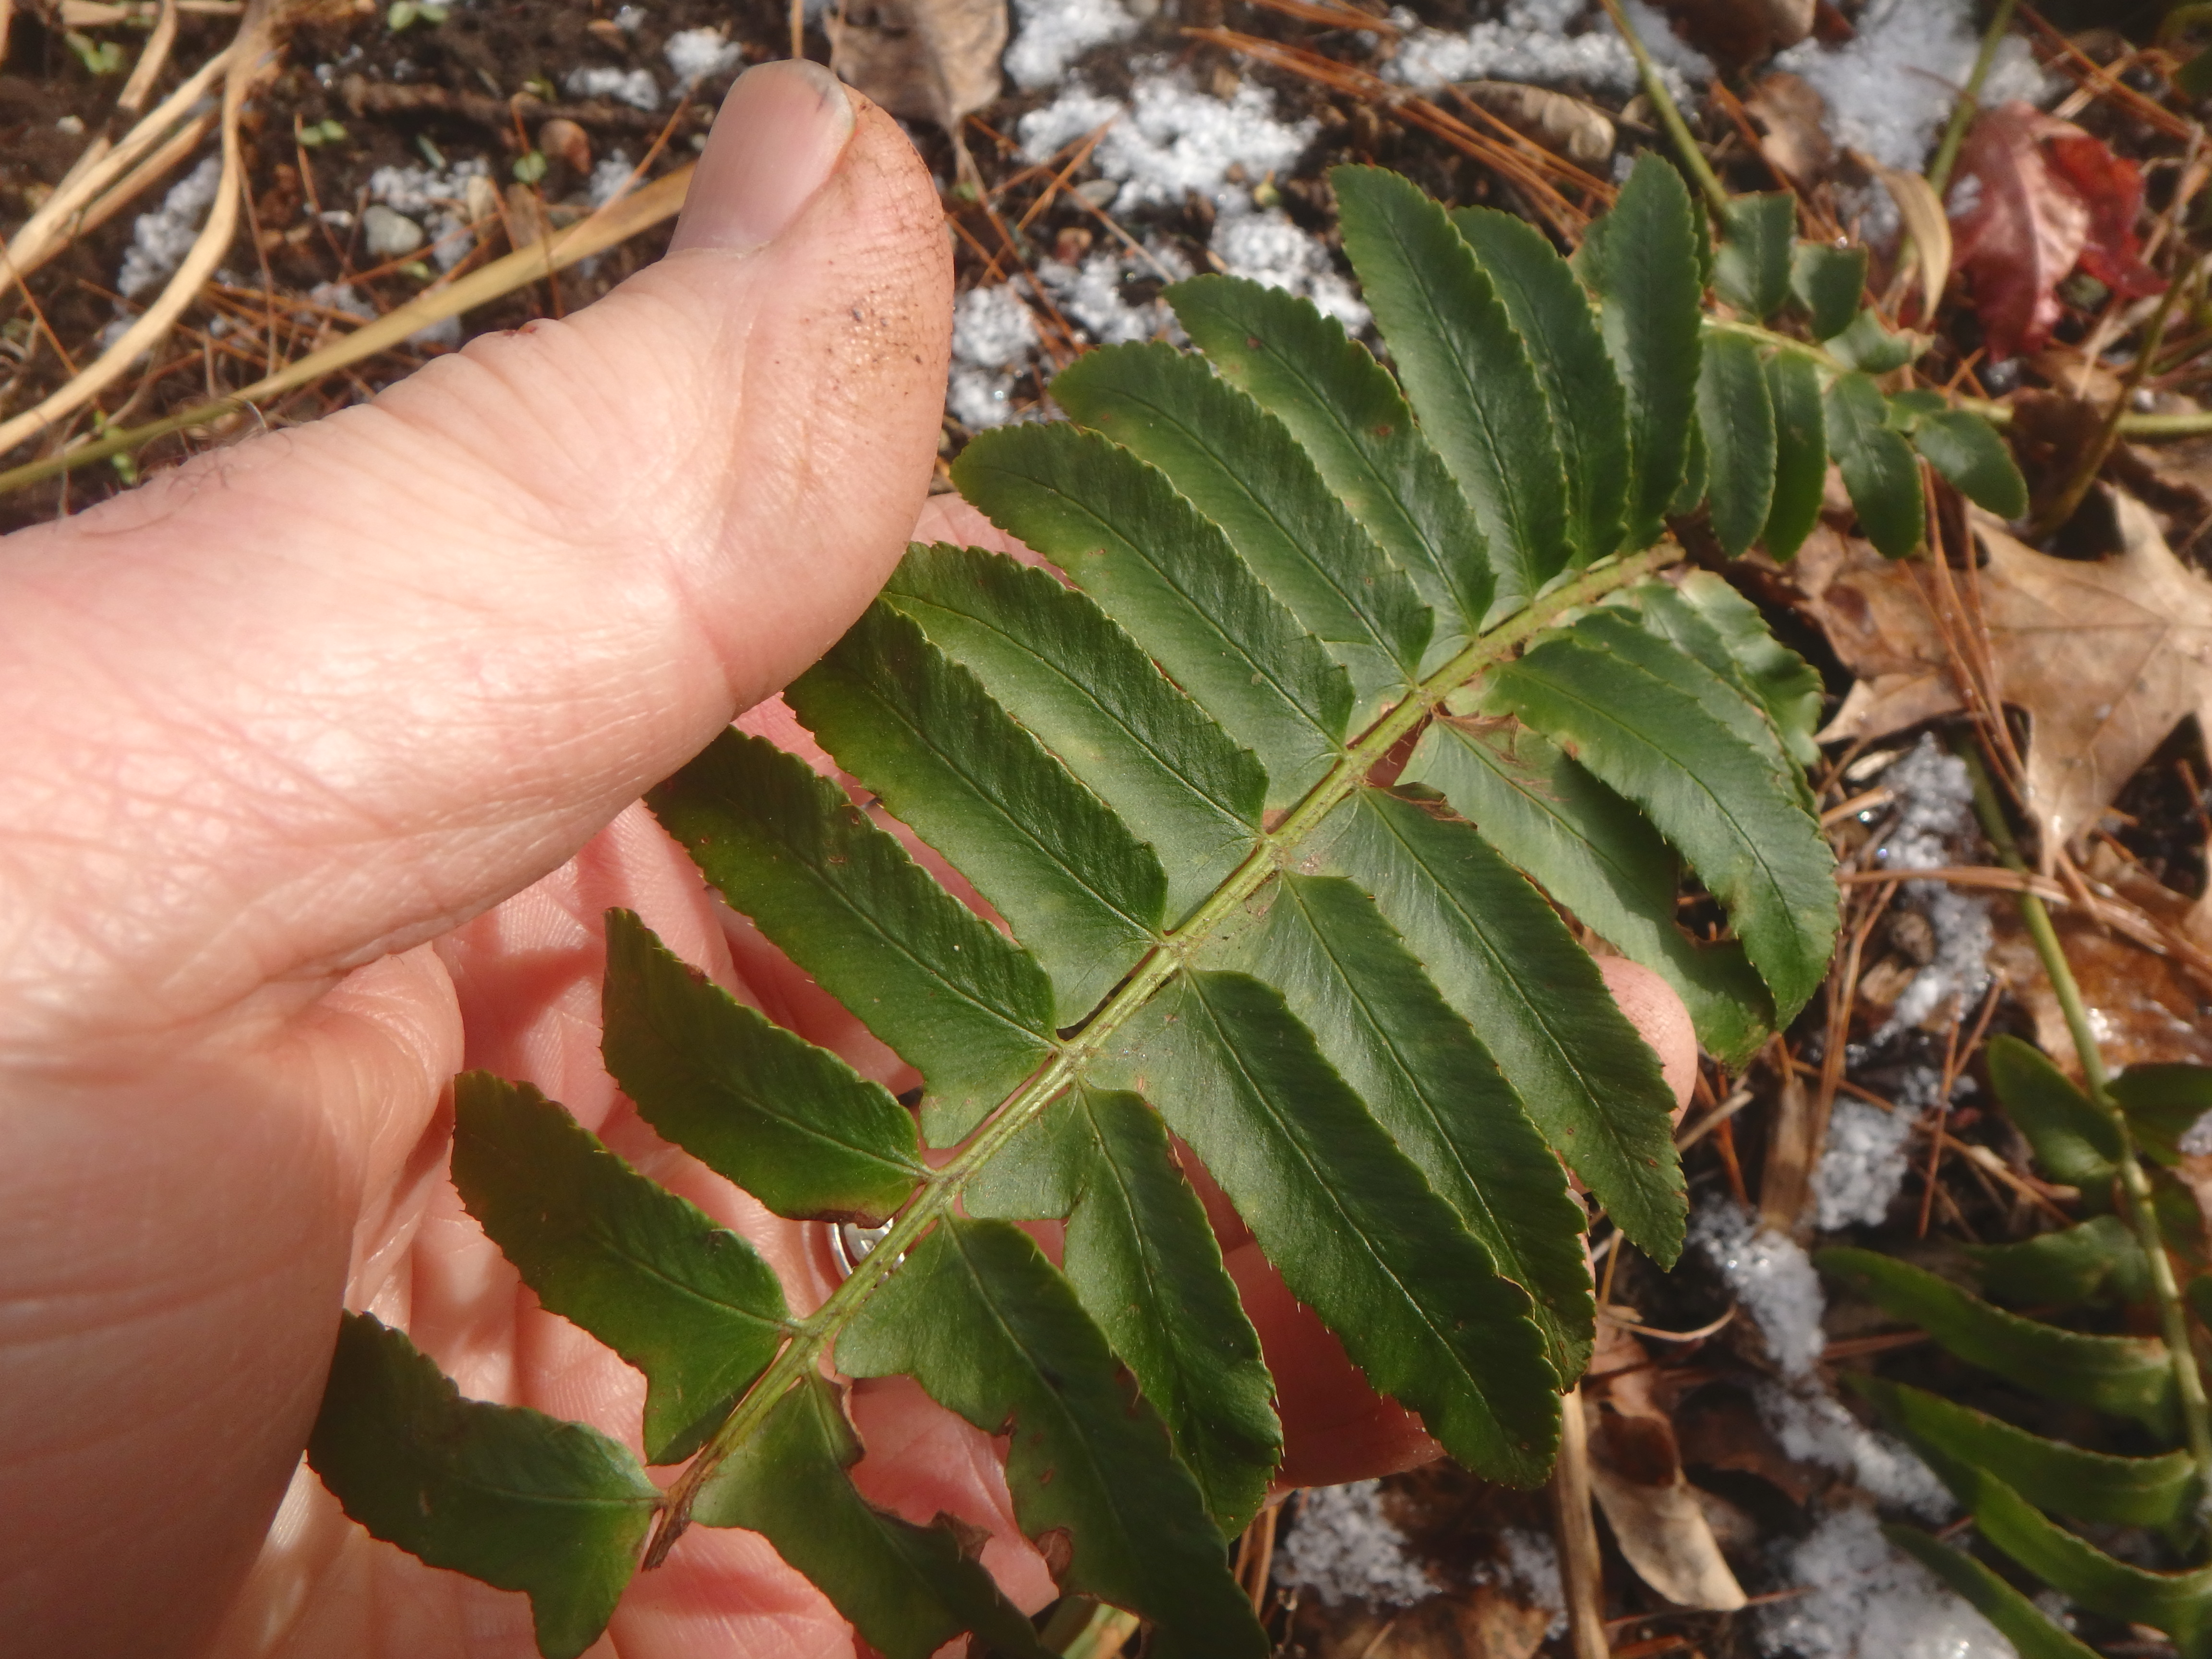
[361,203,425,259]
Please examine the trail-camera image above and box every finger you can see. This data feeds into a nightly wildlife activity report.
[0,60,951,1064]
[0,65,949,1658]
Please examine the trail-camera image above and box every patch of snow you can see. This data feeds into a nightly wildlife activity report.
[1868,736,1995,1035]
[304,281,378,322]
[1214,207,1369,330]
[1813,1098,1919,1230]
[665,26,741,87]
[1774,0,2054,181]
[1757,1382,1955,1518]
[1692,1201,1826,1379]
[1273,1480,1438,1608]
[1034,245,1182,347]
[565,65,661,111]
[587,150,638,210]
[949,282,1043,429]
[2180,1109,2212,1158]
[118,155,223,300]
[1756,1506,2007,1659]
[1005,0,1140,91]
[612,3,645,30]
[1386,0,1710,103]
[366,157,490,217]
[1017,70,1314,211]
[1494,1526,1567,1639]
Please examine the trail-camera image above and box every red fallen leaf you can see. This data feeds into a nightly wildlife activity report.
[1946,100,2165,361]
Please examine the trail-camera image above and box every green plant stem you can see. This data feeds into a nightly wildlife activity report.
[1958,740,2212,1534]
[642,541,1680,1564]
[1925,0,2019,199]
[2032,265,2190,538]
[1594,0,1731,218]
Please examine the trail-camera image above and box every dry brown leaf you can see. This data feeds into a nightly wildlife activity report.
[1583,1325,1747,1612]
[1460,81,1615,168]
[1873,161,1951,319]
[1654,0,1814,67]
[1305,1589,1549,1659]
[1746,70,1832,190]
[1799,496,2212,861]
[828,0,1005,132]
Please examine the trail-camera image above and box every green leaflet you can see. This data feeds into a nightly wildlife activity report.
[1050,341,1431,697]
[881,543,1263,923]
[1763,350,1827,562]
[1790,241,1868,340]
[1988,1034,2120,1196]
[1965,1214,2150,1308]
[1914,410,2030,521]
[1882,1526,2104,1659]
[1694,331,1777,557]
[1852,1375,2193,1529]
[1917,1443,2212,1650]
[1316,785,1686,1263]
[1450,205,1630,565]
[1407,717,1771,1067]
[1818,1248,2177,1436]
[690,1375,1052,1659]
[953,421,1351,808]
[2110,1062,2212,1166]
[647,730,1055,1146]
[1334,165,1571,605]
[1828,306,1921,373]
[1575,154,1703,549]
[449,1075,792,1464]
[1658,571,1825,769]
[1169,273,1491,643]
[966,1085,1281,1532]
[790,601,1166,1023]
[1490,608,1838,1019]
[1098,970,1561,1480]
[1715,192,1796,320]
[600,909,923,1225]
[1215,873,1595,1383]
[837,1218,1267,1659]
[307,1314,661,1659]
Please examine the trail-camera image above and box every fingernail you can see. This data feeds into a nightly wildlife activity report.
[670,60,856,255]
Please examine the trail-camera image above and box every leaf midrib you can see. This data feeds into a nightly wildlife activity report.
[839,671,1165,944]
[1184,974,1500,1417]
[469,1139,789,1341]
[1365,795,1655,1192]
[968,461,1344,749]
[883,590,1259,836]
[1505,646,1815,979]
[1082,379,1418,672]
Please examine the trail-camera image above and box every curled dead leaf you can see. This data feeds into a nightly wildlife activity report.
[1459,81,1615,168]
[828,0,1006,132]
[1947,101,2164,360]
[1746,70,1833,191]
[1583,1324,1747,1612]
[1872,161,1950,321]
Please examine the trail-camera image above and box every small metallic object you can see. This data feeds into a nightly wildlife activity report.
[827,1218,897,1280]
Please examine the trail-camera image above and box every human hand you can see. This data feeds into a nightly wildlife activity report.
[0,61,1695,1659]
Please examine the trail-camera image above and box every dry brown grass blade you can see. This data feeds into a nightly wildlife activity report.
[117,0,181,116]
[0,163,695,495]
[0,35,238,304]
[0,4,271,458]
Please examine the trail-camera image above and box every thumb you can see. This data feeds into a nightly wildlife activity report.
[0,60,950,1057]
